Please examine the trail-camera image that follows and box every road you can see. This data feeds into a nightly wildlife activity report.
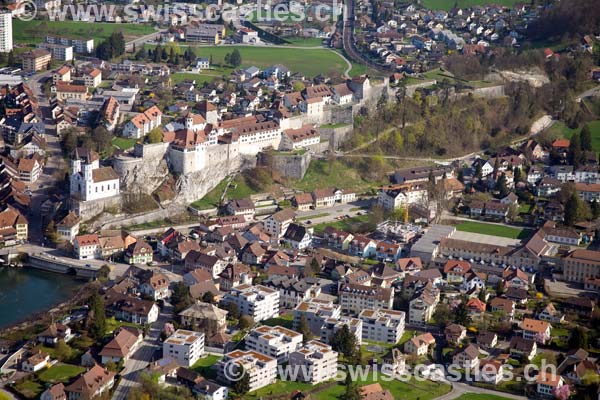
[22,70,67,241]
[341,0,389,74]
[335,114,555,166]
[575,84,600,102]
[111,302,173,400]
[125,29,164,51]
[435,382,526,400]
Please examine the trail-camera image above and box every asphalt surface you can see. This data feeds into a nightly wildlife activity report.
[111,302,173,400]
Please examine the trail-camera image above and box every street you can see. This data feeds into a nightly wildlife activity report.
[111,302,173,400]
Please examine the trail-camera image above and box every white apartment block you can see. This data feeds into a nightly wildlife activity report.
[221,284,280,322]
[320,316,363,346]
[0,12,13,53]
[245,325,303,363]
[217,350,277,392]
[358,309,405,344]
[73,234,101,260]
[288,340,338,384]
[293,298,341,337]
[46,36,94,53]
[377,184,428,210]
[163,329,205,367]
[40,43,74,61]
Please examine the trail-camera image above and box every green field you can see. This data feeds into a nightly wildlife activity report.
[13,20,156,46]
[454,394,513,400]
[112,137,138,150]
[0,391,11,400]
[314,376,451,400]
[294,159,378,193]
[13,380,44,399]
[284,37,325,47]
[171,70,234,86]
[105,317,142,335]
[190,171,274,210]
[183,46,349,78]
[456,221,530,239]
[557,120,600,152]
[192,354,222,379]
[421,0,520,10]
[422,68,497,88]
[312,214,372,234]
[38,363,85,383]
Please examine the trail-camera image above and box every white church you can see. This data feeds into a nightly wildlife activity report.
[70,148,120,202]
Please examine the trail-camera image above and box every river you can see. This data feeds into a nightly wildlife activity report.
[0,266,82,329]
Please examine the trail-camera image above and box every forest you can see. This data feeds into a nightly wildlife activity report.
[345,35,597,158]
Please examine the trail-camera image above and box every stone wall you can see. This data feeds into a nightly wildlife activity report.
[318,125,353,150]
[72,195,122,222]
[258,151,312,180]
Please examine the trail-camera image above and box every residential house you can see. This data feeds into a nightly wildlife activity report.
[404,332,435,356]
[64,365,115,400]
[99,327,143,364]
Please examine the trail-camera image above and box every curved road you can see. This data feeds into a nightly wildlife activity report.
[341,0,389,74]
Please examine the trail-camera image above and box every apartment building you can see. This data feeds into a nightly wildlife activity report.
[39,43,73,61]
[185,24,226,44]
[320,316,363,346]
[73,234,101,260]
[408,283,440,325]
[263,208,296,239]
[163,329,205,367]
[293,298,341,336]
[46,36,94,53]
[245,325,303,363]
[358,309,405,344]
[217,350,277,392]
[338,284,394,314]
[288,340,338,384]
[21,49,52,72]
[0,11,12,53]
[377,183,428,210]
[561,249,600,283]
[221,284,280,322]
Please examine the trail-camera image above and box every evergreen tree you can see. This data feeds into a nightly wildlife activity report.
[89,293,106,340]
[454,300,470,326]
[202,291,215,304]
[229,49,242,67]
[330,325,358,359]
[344,374,361,400]
[233,366,250,395]
[581,124,593,152]
[565,192,584,226]
[495,173,509,197]
[514,167,522,183]
[568,132,583,169]
[7,50,15,66]
[298,314,312,343]
[568,326,588,350]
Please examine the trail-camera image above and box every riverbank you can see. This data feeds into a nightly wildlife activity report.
[0,269,99,344]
